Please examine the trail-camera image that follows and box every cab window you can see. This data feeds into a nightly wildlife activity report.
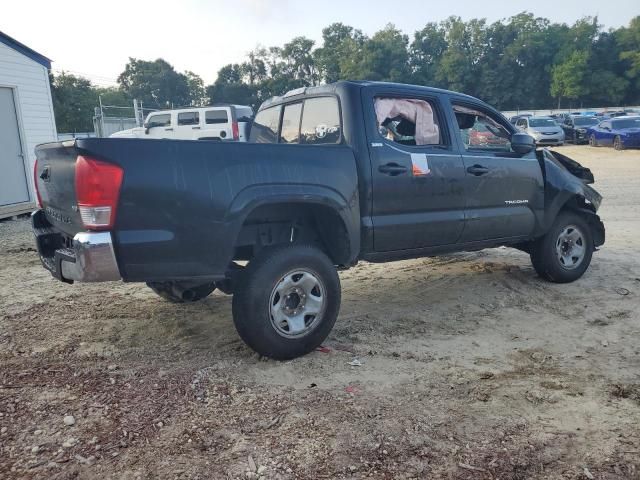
[279,102,302,144]
[249,106,281,143]
[178,111,199,126]
[300,97,341,144]
[147,113,171,127]
[453,104,511,152]
[374,97,442,146]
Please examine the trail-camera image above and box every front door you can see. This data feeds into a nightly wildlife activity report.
[364,88,466,252]
[449,100,544,242]
[0,87,29,206]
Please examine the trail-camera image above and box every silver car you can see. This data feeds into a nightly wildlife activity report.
[515,116,565,146]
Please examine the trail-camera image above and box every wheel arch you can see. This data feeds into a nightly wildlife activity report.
[227,186,360,266]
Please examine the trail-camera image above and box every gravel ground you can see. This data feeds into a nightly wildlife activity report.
[0,145,639,480]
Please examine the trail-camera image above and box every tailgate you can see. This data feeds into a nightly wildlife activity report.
[34,141,84,236]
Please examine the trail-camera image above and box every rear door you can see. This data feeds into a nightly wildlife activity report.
[235,106,254,142]
[449,100,543,242]
[363,87,466,251]
[174,111,200,139]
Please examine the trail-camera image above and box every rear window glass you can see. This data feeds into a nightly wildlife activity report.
[249,106,281,143]
[613,118,640,129]
[528,118,556,127]
[236,107,254,122]
[279,102,302,144]
[300,97,341,144]
[178,111,199,126]
[147,114,171,127]
[205,110,229,124]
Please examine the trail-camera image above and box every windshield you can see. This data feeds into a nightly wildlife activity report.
[574,117,599,126]
[612,118,640,129]
[528,118,556,127]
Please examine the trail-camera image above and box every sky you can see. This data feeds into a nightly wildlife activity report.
[2,0,639,87]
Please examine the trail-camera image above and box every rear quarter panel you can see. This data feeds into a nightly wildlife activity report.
[75,138,359,281]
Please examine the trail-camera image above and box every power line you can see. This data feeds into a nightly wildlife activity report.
[52,68,119,87]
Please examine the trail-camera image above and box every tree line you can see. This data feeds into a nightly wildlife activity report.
[52,13,640,133]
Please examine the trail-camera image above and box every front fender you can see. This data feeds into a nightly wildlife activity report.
[539,149,604,245]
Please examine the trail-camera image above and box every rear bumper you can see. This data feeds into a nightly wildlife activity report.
[32,210,121,283]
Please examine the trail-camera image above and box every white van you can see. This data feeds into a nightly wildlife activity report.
[110,104,254,141]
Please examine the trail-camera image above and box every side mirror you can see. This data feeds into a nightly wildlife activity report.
[511,132,536,154]
[144,122,151,134]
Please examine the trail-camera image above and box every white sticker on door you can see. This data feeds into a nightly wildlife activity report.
[410,153,431,176]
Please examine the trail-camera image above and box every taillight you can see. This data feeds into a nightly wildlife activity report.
[75,155,123,230]
[232,121,239,141]
[34,158,43,208]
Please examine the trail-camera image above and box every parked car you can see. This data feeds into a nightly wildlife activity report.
[561,116,601,144]
[110,104,254,141]
[587,116,640,150]
[515,116,565,146]
[32,80,604,359]
[468,122,510,146]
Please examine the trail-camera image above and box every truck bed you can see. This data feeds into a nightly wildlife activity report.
[35,138,360,282]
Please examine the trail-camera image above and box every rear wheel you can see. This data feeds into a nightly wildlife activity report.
[147,281,216,303]
[530,211,594,283]
[232,244,340,359]
[614,136,625,151]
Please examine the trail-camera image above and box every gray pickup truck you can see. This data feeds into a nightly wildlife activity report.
[32,81,604,359]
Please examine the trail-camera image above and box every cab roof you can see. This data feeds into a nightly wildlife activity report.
[259,80,482,111]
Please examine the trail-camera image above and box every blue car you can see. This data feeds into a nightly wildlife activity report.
[587,116,640,150]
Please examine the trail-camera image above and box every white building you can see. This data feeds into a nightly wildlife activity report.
[0,31,57,219]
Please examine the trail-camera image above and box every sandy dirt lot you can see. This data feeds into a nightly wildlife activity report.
[1,145,639,480]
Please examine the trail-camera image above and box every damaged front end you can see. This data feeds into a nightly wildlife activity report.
[538,148,605,247]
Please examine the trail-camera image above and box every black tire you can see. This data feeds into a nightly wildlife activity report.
[232,244,341,360]
[572,132,578,144]
[147,281,216,303]
[613,136,625,151]
[530,211,594,283]
[589,134,597,147]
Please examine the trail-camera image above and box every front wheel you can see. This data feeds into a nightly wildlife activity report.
[232,244,341,359]
[589,135,597,147]
[530,211,594,283]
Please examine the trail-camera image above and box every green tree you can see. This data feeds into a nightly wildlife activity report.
[410,22,447,87]
[550,50,589,108]
[314,23,365,83]
[343,24,410,82]
[117,58,191,108]
[51,72,98,132]
[617,16,640,104]
[185,71,207,106]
